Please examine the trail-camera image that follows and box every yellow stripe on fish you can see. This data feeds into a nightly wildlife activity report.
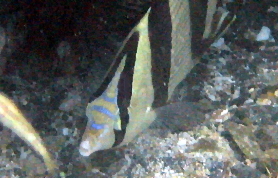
[80,0,238,156]
[0,92,57,174]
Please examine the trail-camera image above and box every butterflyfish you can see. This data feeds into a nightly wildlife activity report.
[79,0,238,156]
[0,92,57,174]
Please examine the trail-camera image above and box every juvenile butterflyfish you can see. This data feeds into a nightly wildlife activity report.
[79,0,238,156]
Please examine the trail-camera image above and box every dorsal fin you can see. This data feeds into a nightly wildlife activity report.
[92,10,148,99]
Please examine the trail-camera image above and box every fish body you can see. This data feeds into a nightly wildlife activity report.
[80,9,156,156]
[80,55,127,156]
[80,0,238,156]
[0,92,56,174]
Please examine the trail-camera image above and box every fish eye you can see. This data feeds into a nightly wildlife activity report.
[90,121,105,130]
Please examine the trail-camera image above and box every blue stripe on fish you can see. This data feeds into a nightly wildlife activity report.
[102,92,117,104]
[90,121,105,130]
[92,105,117,120]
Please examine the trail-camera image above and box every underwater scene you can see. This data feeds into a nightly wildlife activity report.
[0,0,278,177]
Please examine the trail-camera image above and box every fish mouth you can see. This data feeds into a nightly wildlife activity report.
[79,140,93,156]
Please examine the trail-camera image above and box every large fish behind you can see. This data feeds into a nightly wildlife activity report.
[79,0,238,156]
[0,92,56,174]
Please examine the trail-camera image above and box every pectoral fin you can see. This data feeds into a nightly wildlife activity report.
[152,101,212,132]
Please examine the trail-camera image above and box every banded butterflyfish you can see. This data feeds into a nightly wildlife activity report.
[79,0,238,156]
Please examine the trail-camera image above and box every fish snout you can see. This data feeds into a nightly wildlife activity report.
[79,139,94,156]
[79,125,115,156]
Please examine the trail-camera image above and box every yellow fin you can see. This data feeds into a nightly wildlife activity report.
[114,116,121,130]
[0,92,57,174]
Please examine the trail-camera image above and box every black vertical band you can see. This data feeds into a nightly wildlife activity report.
[113,32,139,147]
[149,1,172,108]
[189,0,209,58]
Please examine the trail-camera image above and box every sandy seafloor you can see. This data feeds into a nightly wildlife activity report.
[0,1,278,178]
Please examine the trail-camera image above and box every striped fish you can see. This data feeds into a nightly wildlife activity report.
[79,55,127,156]
[79,0,238,156]
[0,92,57,174]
